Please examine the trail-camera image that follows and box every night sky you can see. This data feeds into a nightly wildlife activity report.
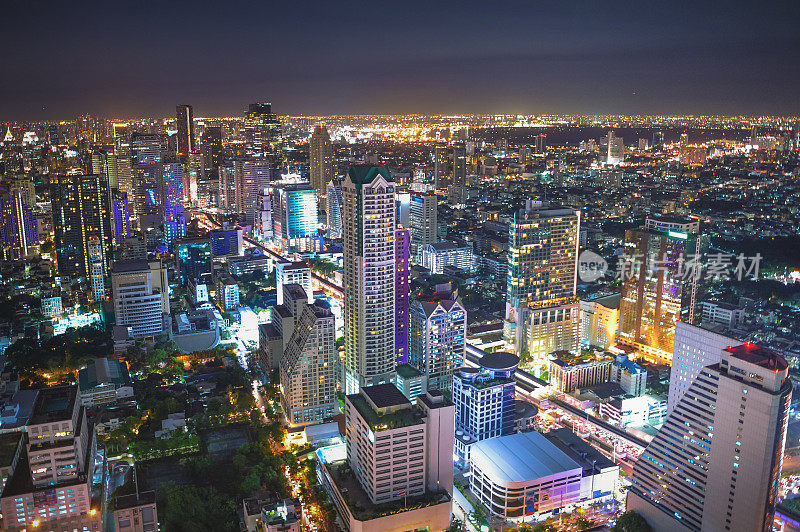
[1,0,798,120]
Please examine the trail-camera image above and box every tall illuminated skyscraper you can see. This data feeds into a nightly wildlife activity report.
[395,226,411,365]
[309,125,334,207]
[175,104,195,157]
[88,237,106,302]
[235,157,271,227]
[433,145,448,190]
[244,102,281,158]
[628,343,791,532]
[618,215,706,364]
[269,182,318,252]
[325,179,343,238]
[0,187,38,259]
[342,165,396,393]
[504,201,580,368]
[111,188,130,243]
[51,173,113,279]
[606,130,624,165]
[160,161,186,243]
[409,192,437,262]
[452,144,467,187]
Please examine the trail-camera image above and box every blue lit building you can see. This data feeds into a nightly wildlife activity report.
[452,351,519,462]
[271,183,317,251]
[209,227,243,257]
[112,188,130,243]
[176,238,212,285]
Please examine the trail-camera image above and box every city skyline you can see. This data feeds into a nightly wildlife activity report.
[1,0,799,120]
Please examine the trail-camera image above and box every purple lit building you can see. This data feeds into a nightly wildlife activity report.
[395,226,411,364]
[112,188,130,243]
[0,188,37,259]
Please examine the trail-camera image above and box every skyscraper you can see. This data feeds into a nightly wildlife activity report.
[395,226,411,365]
[175,104,195,157]
[342,165,396,394]
[244,102,281,158]
[0,187,37,259]
[268,182,317,251]
[452,144,467,187]
[160,161,186,242]
[112,260,170,339]
[278,284,337,426]
[409,192,438,262]
[235,157,271,227]
[51,173,113,279]
[504,201,580,368]
[325,179,343,238]
[534,133,547,154]
[309,125,334,207]
[409,284,466,391]
[111,188,130,243]
[618,215,707,364]
[607,130,624,165]
[176,238,213,285]
[628,343,791,532]
[433,145,449,191]
[88,237,106,302]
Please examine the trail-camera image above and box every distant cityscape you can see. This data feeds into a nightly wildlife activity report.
[0,105,799,532]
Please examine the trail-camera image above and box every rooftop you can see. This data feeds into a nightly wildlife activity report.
[347,391,422,432]
[79,358,131,391]
[112,259,151,273]
[396,363,424,379]
[347,165,393,185]
[115,490,157,510]
[470,431,582,483]
[361,383,411,409]
[544,428,615,473]
[479,351,519,371]
[29,385,77,425]
[725,343,788,371]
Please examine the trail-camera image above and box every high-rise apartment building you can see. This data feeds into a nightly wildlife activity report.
[409,285,466,392]
[618,215,707,364]
[579,293,620,350]
[175,104,195,157]
[504,201,580,366]
[276,260,313,305]
[433,145,449,190]
[325,179,343,238]
[452,352,518,461]
[278,284,337,426]
[395,226,411,365]
[309,125,334,207]
[628,343,791,532]
[409,193,438,262]
[342,165,396,394]
[452,144,467,188]
[112,260,170,339]
[607,130,624,165]
[0,386,100,531]
[51,173,113,279]
[88,237,106,303]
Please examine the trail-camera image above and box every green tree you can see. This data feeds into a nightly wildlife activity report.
[158,483,238,532]
[613,510,653,532]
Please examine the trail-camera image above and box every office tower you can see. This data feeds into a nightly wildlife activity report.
[396,190,411,227]
[0,187,37,259]
[409,285,466,391]
[668,321,742,415]
[209,226,243,257]
[422,241,473,274]
[244,102,281,157]
[269,182,317,251]
[579,293,620,350]
[119,236,147,262]
[452,352,518,461]
[652,130,665,148]
[433,145,448,190]
[175,238,213,285]
[345,384,454,503]
[131,132,167,165]
[409,192,437,262]
[276,260,313,305]
[160,161,186,242]
[201,125,222,171]
[131,132,167,220]
[638,138,649,150]
[534,133,547,154]
[628,343,791,532]
[91,149,119,190]
[278,284,337,425]
[452,144,467,187]
[112,260,170,339]
[51,173,113,279]
[88,237,106,302]
[342,165,396,394]
[111,188,130,243]
[606,130,624,165]
[235,157,271,227]
[618,215,707,364]
[175,104,195,157]
[309,125,334,207]
[396,226,411,365]
[115,144,135,217]
[504,201,580,366]
[325,179,343,238]
[0,386,101,531]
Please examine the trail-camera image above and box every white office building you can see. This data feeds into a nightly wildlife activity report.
[112,260,170,339]
[421,241,473,274]
[276,260,313,305]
